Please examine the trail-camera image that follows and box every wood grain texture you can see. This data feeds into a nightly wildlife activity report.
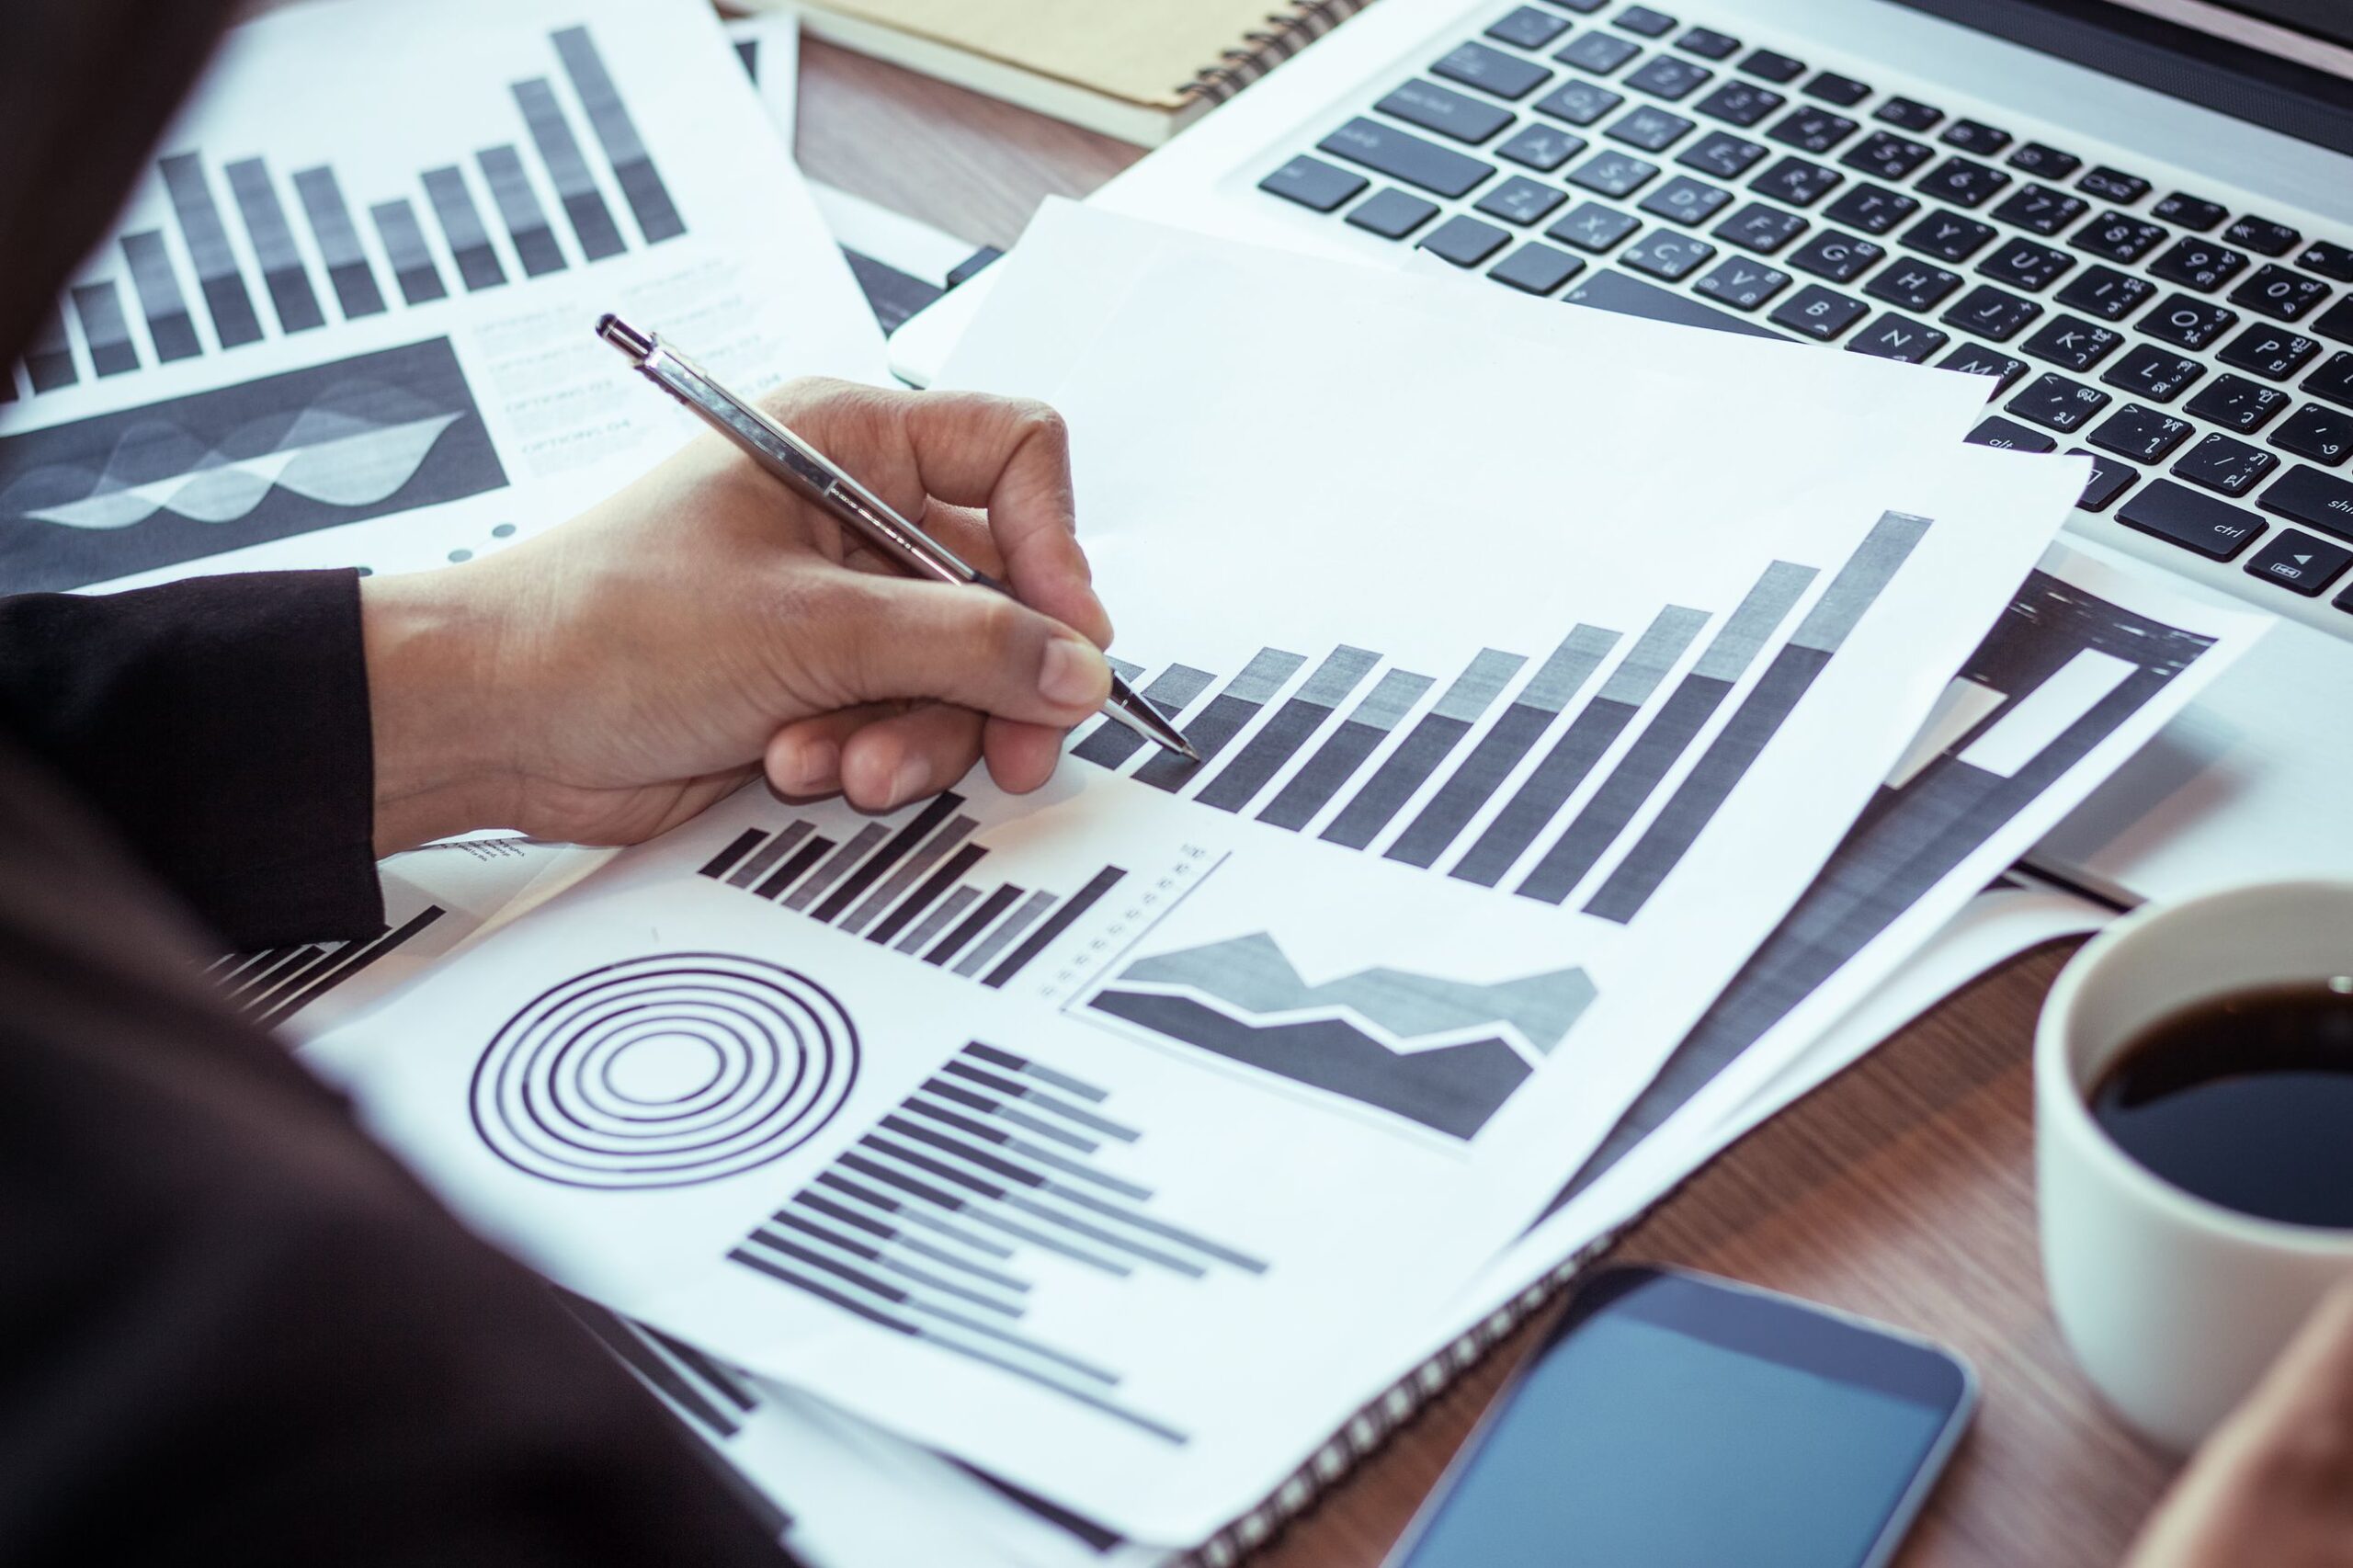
[793,37,2187,1568]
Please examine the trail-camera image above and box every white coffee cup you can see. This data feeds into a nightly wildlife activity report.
[2037,879,2353,1452]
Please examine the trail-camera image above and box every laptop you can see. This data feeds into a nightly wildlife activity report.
[892,0,2353,907]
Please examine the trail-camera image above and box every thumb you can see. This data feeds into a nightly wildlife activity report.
[815,574,1111,727]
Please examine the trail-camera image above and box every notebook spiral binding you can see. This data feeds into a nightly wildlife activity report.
[1175,0,1383,108]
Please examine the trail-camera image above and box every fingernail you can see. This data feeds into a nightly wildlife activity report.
[780,739,837,794]
[887,755,930,807]
[1040,634,1108,709]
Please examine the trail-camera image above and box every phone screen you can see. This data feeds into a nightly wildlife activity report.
[1394,1274,1965,1568]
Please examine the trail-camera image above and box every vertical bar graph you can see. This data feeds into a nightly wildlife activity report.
[69,283,140,378]
[813,793,961,923]
[214,904,448,1031]
[1133,648,1307,791]
[843,813,978,936]
[554,25,686,244]
[1320,649,1526,851]
[120,231,202,362]
[892,878,983,956]
[160,153,264,348]
[370,199,449,304]
[1384,626,1618,869]
[291,166,387,319]
[22,307,76,392]
[1517,562,1818,905]
[984,868,1126,989]
[784,824,892,913]
[756,834,835,900]
[1194,646,1379,812]
[928,885,1025,968]
[223,157,325,333]
[955,891,1058,977]
[477,145,567,277]
[1256,667,1436,832]
[422,167,506,291]
[726,821,813,889]
[513,77,628,260]
[1072,664,1213,770]
[872,842,989,949]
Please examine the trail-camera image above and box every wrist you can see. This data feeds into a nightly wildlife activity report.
[361,567,516,854]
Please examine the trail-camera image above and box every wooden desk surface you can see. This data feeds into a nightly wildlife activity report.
[795,38,2184,1566]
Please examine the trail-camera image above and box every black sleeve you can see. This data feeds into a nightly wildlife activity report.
[0,570,381,949]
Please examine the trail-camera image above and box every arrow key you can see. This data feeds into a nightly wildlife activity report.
[2244,527,2353,595]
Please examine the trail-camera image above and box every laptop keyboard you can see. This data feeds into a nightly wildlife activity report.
[1254,0,2353,622]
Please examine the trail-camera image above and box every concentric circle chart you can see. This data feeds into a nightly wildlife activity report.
[471,953,858,1189]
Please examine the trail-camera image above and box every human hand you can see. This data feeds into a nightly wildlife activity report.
[2120,1283,2353,1568]
[361,378,1115,854]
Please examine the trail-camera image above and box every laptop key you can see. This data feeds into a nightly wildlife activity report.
[1876,97,1943,131]
[1738,48,1805,84]
[2306,351,2353,410]
[2007,371,2109,432]
[1534,79,1625,126]
[2273,403,2353,466]
[1609,105,1697,151]
[2147,237,2251,292]
[1347,187,1440,238]
[1614,6,1678,38]
[2077,165,2151,203]
[2224,215,2302,257]
[2074,450,2139,513]
[1260,154,1370,211]
[1992,184,2088,236]
[1489,6,1574,51]
[2185,374,2292,433]
[1378,80,1517,143]
[1620,230,1716,279]
[1499,123,1588,171]
[2299,240,2353,283]
[1768,107,1859,153]
[2075,212,2167,265]
[1547,200,1643,252]
[1490,240,1588,294]
[1558,32,1642,74]
[1751,155,1842,206]
[2090,403,2195,462]
[2055,266,2154,322]
[1841,131,1933,182]
[1624,55,1712,100]
[1942,283,2040,341]
[1769,283,1868,338]
[1677,27,1741,60]
[1940,118,2011,154]
[2102,342,2206,403]
[1476,175,1571,225]
[1693,80,1784,127]
[1901,210,1995,263]
[1549,0,1608,10]
[1978,239,2073,291]
[2219,325,2321,381]
[1319,119,1495,199]
[1694,256,1790,309]
[2153,193,2227,232]
[2228,265,2332,324]
[1788,228,1885,282]
[2007,142,2082,179]
[1847,312,1949,362]
[1917,155,2012,209]
[2245,528,2352,593]
[1713,201,1807,253]
[1804,71,1871,107]
[2022,314,2122,371]
[1938,342,2029,393]
[2117,478,2264,559]
[1433,42,1553,100]
[1824,183,1919,236]
[1570,149,1660,196]
[1421,214,1513,267]
[1967,415,2055,451]
[2312,298,2353,346]
[2141,294,2238,351]
[1678,129,1766,178]
[1639,174,1733,224]
[2258,465,2353,540]
[1866,258,1962,312]
[2173,431,2279,496]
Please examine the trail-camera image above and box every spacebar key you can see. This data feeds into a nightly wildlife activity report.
[2116,478,2266,561]
[1317,118,1495,199]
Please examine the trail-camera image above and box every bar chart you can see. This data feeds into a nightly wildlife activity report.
[1074,513,1930,921]
[729,1041,1267,1443]
[13,24,682,397]
[213,903,447,1032]
[693,791,1216,994]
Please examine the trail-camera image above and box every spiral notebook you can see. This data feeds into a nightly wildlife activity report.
[784,0,1383,146]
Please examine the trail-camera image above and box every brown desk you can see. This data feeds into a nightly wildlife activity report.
[794,38,2184,1565]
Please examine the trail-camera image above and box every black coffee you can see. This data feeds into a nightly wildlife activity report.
[2089,981,2353,1229]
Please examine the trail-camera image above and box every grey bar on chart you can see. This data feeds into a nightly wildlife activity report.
[23,306,76,392]
[1518,562,1817,905]
[1071,664,1214,771]
[1256,667,1435,832]
[844,814,979,936]
[1133,648,1308,791]
[784,823,891,913]
[816,794,966,924]
[1385,625,1618,869]
[984,866,1126,989]
[160,153,263,347]
[1585,514,1930,924]
[553,26,686,243]
[870,844,988,948]
[291,166,387,319]
[725,821,813,889]
[895,884,981,955]
[954,891,1057,977]
[69,284,139,378]
[755,835,835,900]
[369,199,449,303]
[477,145,567,277]
[926,885,1025,968]
[1450,607,1708,888]
[1319,648,1526,851]
[223,158,325,333]
[119,231,202,361]
[1194,646,1379,813]
[422,167,507,291]
[512,77,628,260]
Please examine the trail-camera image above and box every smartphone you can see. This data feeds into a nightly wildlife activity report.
[1384,1266,1976,1568]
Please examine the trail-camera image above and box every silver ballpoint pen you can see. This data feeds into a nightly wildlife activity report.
[597,313,1199,763]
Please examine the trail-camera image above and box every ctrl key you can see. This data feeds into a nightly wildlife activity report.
[2116,478,2265,561]
[2246,528,2353,595]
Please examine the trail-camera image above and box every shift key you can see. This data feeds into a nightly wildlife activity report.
[2117,478,2265,560]
[2257,463,2353,544]
[1319,118,1495,199]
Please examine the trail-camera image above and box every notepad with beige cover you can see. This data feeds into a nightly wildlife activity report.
[783,0,1382,146]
